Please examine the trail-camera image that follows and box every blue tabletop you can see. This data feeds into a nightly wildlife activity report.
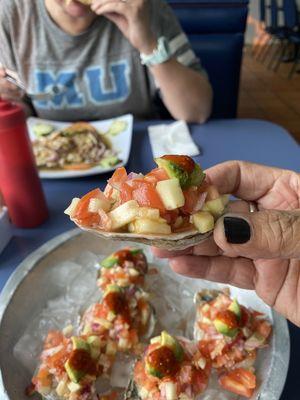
[0,119,299,399]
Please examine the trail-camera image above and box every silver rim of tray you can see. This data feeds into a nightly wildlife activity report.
[0,228,290,400]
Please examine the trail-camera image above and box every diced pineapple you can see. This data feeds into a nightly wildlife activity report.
[108,200,140,230]
[64,198,80,217]
[191,211,214,233]
[204,197,225,219]
[128,218,171,235]
[87,335,102,348]
[90,347,101,359]
[93,317,112,329]
[137,207,160,220]
[68,382,82,393]
[88,197,111,213]
[62,324,74,337]
[56,380,69,397]
[164,381,177,400]
[156,178,185,210]
[150,336,161,344]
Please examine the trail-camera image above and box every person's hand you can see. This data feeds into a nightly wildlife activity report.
[91,0,156,54]
[0,68,24,102]
[153,161,300,326]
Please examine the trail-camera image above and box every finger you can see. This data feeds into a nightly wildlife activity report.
[151,247,192,258]
[91,1,128,15]
[169,255,255,289]
[0,79,22,94]
[205,161,287,201]
[214,210,300,259]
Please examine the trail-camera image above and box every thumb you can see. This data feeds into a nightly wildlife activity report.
[214,210,300,259]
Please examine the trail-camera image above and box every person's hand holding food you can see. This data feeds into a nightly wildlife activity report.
[91,0,156,54]
[153,161,300,327]
[0,67,24,102]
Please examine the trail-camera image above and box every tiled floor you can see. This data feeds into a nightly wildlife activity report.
[238,47,300,143]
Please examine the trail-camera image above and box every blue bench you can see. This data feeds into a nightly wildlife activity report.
[168,0,249,119]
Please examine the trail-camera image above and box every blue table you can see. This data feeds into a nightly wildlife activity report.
[0,119,299,399]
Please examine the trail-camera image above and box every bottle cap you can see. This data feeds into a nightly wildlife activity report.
[0,100,25,130]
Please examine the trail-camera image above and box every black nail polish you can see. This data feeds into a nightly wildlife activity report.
[223,217,251,244]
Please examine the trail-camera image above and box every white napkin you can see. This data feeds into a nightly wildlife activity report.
[148,120,200,158]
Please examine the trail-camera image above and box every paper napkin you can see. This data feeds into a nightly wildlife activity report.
[148,120,200,158]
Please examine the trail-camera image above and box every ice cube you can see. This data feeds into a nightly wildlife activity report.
[14,333,42,373]
[110,353,135,388]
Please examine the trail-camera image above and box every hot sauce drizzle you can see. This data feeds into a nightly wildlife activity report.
[161,155,195,174]
[147,346,180,377]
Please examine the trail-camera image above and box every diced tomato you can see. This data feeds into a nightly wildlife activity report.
[108,167,128,187]
[119,182,134,203]
[181,186,207,214]
[131,181,166,212]
[35,368,52,388]
[74,189,101,218]
[145,168,169,184]
[219,368,256,398]
[161,209,179,225]
[44,331,64,349]
[239,306,251,328]
[255,320,272,339]
[215,310,238,330]
[192,367,210,394]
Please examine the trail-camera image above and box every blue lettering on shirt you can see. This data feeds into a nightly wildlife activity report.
[33,61,130,110]
[34,71,84,109]
[85,61,130,105]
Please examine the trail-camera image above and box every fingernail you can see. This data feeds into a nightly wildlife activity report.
[223,217,251,244]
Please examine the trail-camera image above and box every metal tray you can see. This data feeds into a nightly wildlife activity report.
[0,229,290,400]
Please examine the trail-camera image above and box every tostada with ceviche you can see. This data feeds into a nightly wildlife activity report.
[124,331,211,400]
[65,155,229,249]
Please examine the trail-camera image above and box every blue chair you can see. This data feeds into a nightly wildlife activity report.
[167,0,249,119]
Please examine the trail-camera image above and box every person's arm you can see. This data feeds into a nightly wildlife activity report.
[91,0,213,123]
[153,161,300,327]
[0,6,34,116]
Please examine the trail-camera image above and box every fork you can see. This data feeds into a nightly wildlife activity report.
[4,72,66,102]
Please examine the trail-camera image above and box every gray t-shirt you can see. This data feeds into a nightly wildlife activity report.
[0,0,204,121]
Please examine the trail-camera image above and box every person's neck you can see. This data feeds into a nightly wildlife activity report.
[45,0,96,35]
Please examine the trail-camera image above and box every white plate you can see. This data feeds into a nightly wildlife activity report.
[27,114,133,179]
[0,230,290,400]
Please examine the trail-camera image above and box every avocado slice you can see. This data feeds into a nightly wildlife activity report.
[145,362,163,379]
[189,164,206,187]
[155,157,205,189]
[228,299,241,319]
[101,254,119,269]
[161,331,184,362]
[213,319,238,338]
[155,158,190,188]
[71,336,90,352]
[130,249,143,256]
[65,359,86,383]
[104,284,122,297]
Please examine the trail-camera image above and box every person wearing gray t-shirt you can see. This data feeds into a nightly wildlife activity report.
[0,0,212,123]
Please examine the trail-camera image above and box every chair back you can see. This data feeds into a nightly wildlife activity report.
[270,0,279,29]
[259,0,266,23]
[283,0,299,29]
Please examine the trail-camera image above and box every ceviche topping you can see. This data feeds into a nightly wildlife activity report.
[66,155,229,236]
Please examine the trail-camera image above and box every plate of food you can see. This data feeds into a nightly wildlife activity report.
[65,155,229,250]
[0,229,290,400]
[27,114,133,179]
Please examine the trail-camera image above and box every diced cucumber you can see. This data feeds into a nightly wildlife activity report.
[106,120,128,136]
[33,123,55,137]
[99,156,120,168]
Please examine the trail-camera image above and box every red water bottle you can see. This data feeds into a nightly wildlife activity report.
[0,100,49,228]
